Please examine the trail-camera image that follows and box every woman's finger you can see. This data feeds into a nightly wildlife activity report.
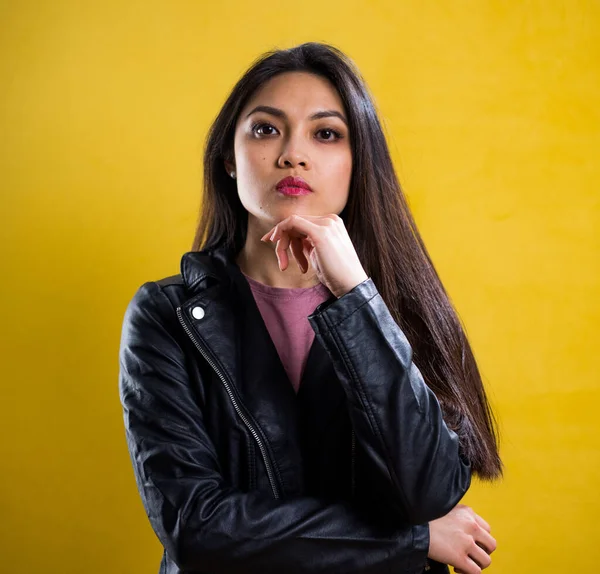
[474,513,491,533]
[261,227,278,242]
[290,236,308,273]
[275,231,292,271]
[262,214,342,244]
[469,543,492,569]
[475,529,497,555]
[270,215,324,244]
[459,556,482,574]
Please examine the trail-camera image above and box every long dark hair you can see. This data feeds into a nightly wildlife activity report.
[193,42,502,479]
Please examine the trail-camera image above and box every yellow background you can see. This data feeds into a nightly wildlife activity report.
[1,1,598,572]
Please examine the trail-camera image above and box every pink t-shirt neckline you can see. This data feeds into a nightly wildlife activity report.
[242,272,331,392]
[242,273,330,299]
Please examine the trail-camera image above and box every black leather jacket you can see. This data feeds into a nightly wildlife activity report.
[119,247,471,574]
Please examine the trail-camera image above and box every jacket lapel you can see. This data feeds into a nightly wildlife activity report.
[180,249,304,494]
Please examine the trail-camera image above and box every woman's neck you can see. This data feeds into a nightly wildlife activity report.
[236,219,320,289]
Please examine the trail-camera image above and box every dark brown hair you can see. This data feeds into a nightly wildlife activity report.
[193,42,502,479]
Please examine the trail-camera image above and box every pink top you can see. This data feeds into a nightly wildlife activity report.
[244,274,331,392]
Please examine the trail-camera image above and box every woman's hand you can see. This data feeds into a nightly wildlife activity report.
[428,504,496,574]
[261,214,368,298]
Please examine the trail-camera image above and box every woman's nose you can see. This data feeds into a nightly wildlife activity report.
[277,143,311,169]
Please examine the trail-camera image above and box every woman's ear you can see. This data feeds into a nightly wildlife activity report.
[224,159,236,178]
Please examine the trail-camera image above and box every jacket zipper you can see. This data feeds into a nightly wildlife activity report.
[176,306,281,500]
[351,428,356,499]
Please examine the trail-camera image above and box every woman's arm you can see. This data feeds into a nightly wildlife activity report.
[308,278,471,525]
[265,214,471,525]
[119,281,429,574]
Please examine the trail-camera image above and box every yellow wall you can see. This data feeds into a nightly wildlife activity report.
[2,1,598,572]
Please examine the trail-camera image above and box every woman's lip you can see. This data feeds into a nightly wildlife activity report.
[276,176,312,191]
[277,186,312,196]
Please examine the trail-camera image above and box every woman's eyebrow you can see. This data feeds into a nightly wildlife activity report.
[245,105,348,126]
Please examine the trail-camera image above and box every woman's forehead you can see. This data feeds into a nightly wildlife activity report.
[241,72,346,119]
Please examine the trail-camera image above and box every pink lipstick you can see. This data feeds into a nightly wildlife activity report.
[275,176,313,197]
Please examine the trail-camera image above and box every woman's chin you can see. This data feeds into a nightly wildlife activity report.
[265,205,319,222]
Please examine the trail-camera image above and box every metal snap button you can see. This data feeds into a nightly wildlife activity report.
[191,306,205,320]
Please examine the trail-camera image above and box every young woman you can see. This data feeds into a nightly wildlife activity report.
[119,42,502,574]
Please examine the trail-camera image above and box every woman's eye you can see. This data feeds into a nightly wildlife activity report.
[253,123,278,136]
[316,128,342,141]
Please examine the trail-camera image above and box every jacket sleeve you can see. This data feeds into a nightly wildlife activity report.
[119,281,430,574]
[308,279,471,525]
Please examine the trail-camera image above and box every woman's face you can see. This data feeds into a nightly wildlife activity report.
[228,72,353,231]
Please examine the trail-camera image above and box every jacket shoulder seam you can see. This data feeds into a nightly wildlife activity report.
[155,274,183,288]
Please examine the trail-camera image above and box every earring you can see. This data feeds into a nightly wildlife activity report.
[230,170,236,179]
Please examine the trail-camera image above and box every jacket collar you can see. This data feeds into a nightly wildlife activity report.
[180,245,237,294]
